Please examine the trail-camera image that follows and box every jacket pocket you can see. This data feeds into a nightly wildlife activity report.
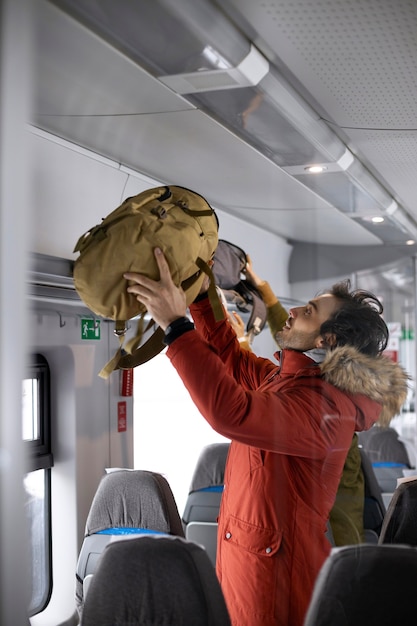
[221,515,282,556]
[219,516,283,621]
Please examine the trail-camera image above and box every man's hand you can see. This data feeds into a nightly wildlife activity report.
[124,248,187,330]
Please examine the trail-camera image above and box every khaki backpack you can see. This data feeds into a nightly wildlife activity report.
[73,185,224,378]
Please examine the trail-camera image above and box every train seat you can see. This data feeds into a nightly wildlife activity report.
[182,443,230,566]
[80,534,231,626]
[303,544,417,626]
[358,426,412,492]
[76,469,184,621]
[379,477,417,545]
[358,426,412,467]
[372,463,409,493]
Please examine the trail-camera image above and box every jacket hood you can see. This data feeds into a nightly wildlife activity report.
[319,345,410,427]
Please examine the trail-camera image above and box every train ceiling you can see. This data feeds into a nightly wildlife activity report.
[32,0,417,283]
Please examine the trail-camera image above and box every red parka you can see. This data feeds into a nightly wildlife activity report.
[167,297,408,626]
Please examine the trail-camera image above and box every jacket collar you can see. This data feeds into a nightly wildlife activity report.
[319,345,409,427]
[274,349,320,375]
[274,346,409,428]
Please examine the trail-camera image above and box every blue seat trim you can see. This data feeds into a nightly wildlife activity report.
[372,462,407,468]
[196,486,224,493]
[96,528,166,535]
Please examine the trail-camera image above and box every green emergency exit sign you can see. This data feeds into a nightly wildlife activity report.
[81,319,101,340]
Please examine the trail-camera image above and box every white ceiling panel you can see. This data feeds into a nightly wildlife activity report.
[29,132,128,258]
[343,128,417,212]
[34,0,383,247]
[31,0,417,287]
[223,205,381,246]
[222,0,417,221]
[34,107,381,245]
[35,1,195,116]
[224,0,417,127]
[34,108,329,206]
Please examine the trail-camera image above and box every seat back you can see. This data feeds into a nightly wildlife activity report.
[359,426,411,492]
[372,463,408,492]
[76,469,184,619]
[360,448,386,537]
[303,544,417,626]
[182,443,230,565]
[358,426,411,467]
[182,488,224,524]
[379,478,417,545]
[185,521,219,567]
[81,535,231,626]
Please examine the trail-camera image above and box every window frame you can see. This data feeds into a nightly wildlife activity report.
[24,353,54,472]
[23,353,54,616]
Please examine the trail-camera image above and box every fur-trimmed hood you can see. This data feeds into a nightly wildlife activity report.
[320,345,410,427]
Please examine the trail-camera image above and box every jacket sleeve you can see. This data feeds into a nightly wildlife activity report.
[168,299,355,457]
[256,280,288,338]
[188,295,277,390]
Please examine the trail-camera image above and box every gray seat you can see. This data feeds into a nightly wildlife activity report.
[76,469,184,620]
[358,426,411,467]
[80,534,231,626]
[303,544,417,626]
[185,521,219,567]
[379,478,417,545]
[372,464,407,492]
[182,443,229,565]
[359,426,411,492]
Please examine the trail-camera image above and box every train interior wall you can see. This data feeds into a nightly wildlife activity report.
[0,2,413,625]
[17,98,417,626]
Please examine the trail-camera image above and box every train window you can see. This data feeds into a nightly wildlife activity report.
[23,354,53,616]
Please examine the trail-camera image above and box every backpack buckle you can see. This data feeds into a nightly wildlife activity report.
[114,321,127,337]
[151,205,167,219]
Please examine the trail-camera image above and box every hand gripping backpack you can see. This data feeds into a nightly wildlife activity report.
[73,185,224,378]
[212,239,267,337]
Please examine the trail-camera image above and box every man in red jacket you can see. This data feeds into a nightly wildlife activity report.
[124,248,408,626]
[229,257,367,547]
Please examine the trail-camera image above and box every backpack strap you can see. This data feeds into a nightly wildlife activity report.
[195,257,224,322]
[235,281,267,335]
[99,259,225,378]
[98,320,129,379]
[116,326,166,370]
[99,320,164,378]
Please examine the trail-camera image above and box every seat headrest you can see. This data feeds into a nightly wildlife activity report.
[81,535,231,626]
[379,478,417,545]
[358,426,411,467]
[304,544,417,626]
[189,443,230,493]
[85,470,184,537]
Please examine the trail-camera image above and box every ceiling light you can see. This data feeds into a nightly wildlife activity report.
[159,44,269,93]
[201,46,231,70]
[406,240,415,246]
[371,216,385,224]
[304,165,327,174]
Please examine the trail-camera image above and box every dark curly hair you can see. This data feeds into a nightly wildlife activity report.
[318,279,388,357]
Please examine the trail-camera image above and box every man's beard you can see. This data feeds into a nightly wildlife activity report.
[275,328,321,352]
